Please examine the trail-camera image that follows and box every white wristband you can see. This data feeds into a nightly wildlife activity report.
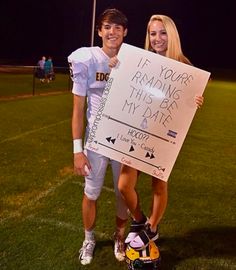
[73,139,83,153]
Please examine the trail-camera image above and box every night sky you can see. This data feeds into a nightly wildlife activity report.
[0,0,235,71]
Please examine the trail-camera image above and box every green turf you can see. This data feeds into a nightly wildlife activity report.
[0,80,235,270]
[0,72,71,97]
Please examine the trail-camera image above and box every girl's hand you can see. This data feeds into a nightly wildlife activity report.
[195,95,204,108]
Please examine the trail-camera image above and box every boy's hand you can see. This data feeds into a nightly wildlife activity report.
[109,56,119,68]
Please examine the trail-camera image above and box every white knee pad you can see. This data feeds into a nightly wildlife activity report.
[84,183,102,201]
[83,149,108,200]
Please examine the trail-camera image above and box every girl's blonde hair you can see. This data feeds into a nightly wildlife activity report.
[144,15,191,65]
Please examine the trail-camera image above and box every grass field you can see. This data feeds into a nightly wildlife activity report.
[0,67,71,97]
[0,79,235,270]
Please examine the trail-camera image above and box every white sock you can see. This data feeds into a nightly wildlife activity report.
[85,230,95,241]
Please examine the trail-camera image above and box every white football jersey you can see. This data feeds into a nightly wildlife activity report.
[68,47,111,135]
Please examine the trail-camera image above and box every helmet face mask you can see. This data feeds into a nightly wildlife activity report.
[125,241,161,269]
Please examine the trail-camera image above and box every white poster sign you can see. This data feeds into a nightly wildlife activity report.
[85,43,210,181]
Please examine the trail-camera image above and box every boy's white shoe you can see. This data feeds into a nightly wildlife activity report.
[114,233,125,262]
[79,239,96,265]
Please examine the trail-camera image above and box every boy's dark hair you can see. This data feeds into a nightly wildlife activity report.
[96,8,128,31]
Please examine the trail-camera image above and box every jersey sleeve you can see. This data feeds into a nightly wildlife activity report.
[68,48,91,96]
